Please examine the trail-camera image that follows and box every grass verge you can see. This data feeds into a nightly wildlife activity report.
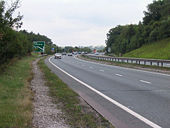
[80,55,170,72]
[38,57,114,128]
[0,54,38,128]
[123,38,170,60]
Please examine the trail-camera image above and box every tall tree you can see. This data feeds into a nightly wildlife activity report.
[0,0,23,29]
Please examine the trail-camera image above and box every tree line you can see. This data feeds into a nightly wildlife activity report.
[0,0,57,66]
[0,0,93,67]
[106,0,170,56]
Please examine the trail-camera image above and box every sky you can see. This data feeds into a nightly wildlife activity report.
[17,0,153,46]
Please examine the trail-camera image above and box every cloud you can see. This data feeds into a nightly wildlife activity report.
[19,0,153,46]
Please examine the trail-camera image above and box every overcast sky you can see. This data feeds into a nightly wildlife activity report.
[18,0,153,46]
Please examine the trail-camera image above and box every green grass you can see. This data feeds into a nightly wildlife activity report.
[0,55,37,128]
[38,58,114,128]
[123,38,170,60]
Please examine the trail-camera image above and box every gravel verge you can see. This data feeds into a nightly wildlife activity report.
[31,58,69,128]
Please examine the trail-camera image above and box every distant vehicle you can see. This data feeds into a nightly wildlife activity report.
[73,52,78,55]
[78,52,82,54]
[95,52,99,55]
[54,53,62,59]
[62,52,67,55]
[68,53,73,56]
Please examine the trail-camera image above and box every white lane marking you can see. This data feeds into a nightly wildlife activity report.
[99,69,104,72]
[115,74,123,77]
[89,66,93,69]
[140,80,151,84]
[74,56,170,77]
[49,56,162,128]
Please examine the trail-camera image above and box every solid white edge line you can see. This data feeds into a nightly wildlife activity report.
[49,56,162,128]
[74,56,170,77]
[140,80,151,84]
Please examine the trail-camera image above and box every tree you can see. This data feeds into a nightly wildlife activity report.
[143,0,163,25]
[0,0,23,29]
[106,0,170,55]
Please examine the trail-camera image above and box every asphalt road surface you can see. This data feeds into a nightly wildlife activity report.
[45,55,170,128]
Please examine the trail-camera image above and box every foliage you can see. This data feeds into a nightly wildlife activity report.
[63,46,92,53]
[106,0,170,56]
[20,30,59,55]
[123,38,170,59]
[0,27,33,65]
[0,0,58,66]
[0,0,23,29]
[0,0,30,65]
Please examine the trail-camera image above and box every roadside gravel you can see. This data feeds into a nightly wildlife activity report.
[31,59,69,128]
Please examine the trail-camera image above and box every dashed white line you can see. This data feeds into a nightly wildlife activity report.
[74,56,170,77]
[140,80,151,84]
[49,56,161,128]
[115,74,123,77]
[99,69,104,72]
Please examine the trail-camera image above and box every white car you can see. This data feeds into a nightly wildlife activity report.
[54,53,62,59]
[95,52,99,55]
[68,53,73,56]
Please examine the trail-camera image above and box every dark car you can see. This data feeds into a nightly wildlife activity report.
[62,52,67,55]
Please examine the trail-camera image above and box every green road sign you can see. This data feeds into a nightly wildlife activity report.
[33,41,45,52]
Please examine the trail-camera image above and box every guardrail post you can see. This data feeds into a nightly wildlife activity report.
[150,62,152,66]
[144,61,146,65]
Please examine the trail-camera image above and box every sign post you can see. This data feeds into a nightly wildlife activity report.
[33,41,45,53]
[51,48,55,53]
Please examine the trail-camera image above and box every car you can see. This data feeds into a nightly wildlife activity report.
[95,52,99,55]
[54,53,62,59]
[62,52,67,55]
[73,52,78,55]
[68,53,73,56]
